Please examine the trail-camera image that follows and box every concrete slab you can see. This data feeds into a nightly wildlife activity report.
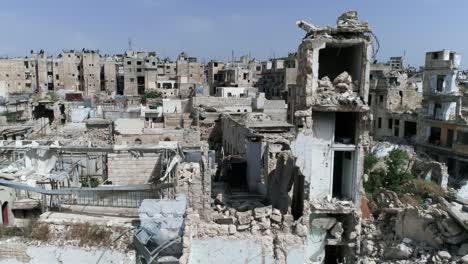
[0,242,134,264]
[38,212,135,227]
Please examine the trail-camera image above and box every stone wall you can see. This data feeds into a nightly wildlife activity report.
[263,100,287,121]
[192,96,252,110]
[114,128,200,146]
[107,153,160,185]
[177,159,211,216]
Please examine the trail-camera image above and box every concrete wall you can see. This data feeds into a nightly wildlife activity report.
[221,115,251,155]
[81,52,101,97]
[54,52,80,91]
[163,99,183,113]
[0,59,34,94]
[188,239,274,264]
[103,58,118,94]
[114,118,145,134]
[192,96,252,113]
[263,100,287,121]
[104,111,141,121]
[114,128,200,146]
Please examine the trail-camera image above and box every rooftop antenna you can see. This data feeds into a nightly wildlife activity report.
[128,37,133,51]
[231,50,234,64]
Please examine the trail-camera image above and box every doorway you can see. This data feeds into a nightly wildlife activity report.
[2,202,8,225]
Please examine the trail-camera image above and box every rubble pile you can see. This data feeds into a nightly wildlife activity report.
[0,223,134,254]
[313,72,368,111]
[297,11,371,39]
[201,194,307,238]
[310,197,355,212]
[181,203,306,264]
[371,141,449,189]
[336,11,370,32]
[361,191,468,263]
[31,126,110,147]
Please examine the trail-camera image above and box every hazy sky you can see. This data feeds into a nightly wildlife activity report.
[0,0,466,67]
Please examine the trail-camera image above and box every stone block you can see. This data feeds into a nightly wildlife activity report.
[215,216,234,225]
[253,205,272,219]
[236,211,252,225]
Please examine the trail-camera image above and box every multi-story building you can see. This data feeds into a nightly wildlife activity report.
[417,50,468,182]
[290,11,372,262]
[120,51,204,98]
[101,56,120,95]
[30,50,53,93]
[206,60,225,95]
[0,58,35,95]
[123,51,158,96]
[155,59,178,98]
[258,53,297,100]
[369,59,422,142]
[0,50,206,100]
[53,50,81,91]
[388,56,404,70]
[81,50,101,97]
[206,55,261,96]
[0,50,55,97]
[52,50,103,97]
[175,52,205,97]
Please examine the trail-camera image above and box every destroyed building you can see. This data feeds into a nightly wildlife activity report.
[417,50,468,185]
[258,53,298,101]
[206,55,262,96]
[1,6,468,264]
[369,58,423,143]
[287,11,373,263]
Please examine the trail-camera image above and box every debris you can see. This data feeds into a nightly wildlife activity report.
[330,222,344,240]
[311,217,337,230]
[384,243,413,259]
[437,250,451,260]
[253,205,272,219]
[333,71,352,85]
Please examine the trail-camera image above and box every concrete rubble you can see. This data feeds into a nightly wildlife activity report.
[359,189,468,263]
[0,6,464,264]
[313,72,369,111]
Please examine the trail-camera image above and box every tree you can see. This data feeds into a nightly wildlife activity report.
[364,149,414,195]
[144,91,162,99]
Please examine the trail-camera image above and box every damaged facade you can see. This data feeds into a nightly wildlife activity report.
[0,7,467,264]
[417,50,468,187]
[288,11,373,263]
[369,58,423,143]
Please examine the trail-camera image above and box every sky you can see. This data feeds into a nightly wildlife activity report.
[0,0,467,67]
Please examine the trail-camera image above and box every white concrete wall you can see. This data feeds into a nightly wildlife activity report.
[188,239,274,264]
[163,99,182,113]
[0,242,134,264]
[216,87,248,98]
